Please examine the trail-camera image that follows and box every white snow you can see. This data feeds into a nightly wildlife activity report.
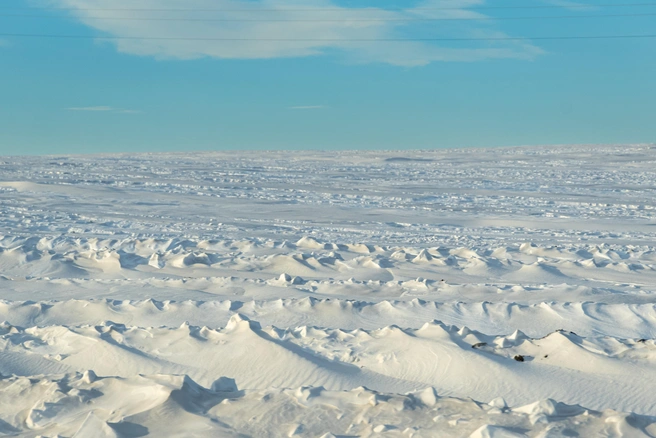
[1,144,656,436]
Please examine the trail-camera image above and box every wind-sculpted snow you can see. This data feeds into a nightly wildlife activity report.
[1,373,654,438]
[2,316,656,415]
[2,298,656,339]
[1,235,655,304]
[1,144,656,436]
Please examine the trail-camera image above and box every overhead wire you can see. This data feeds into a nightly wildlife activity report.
[2,2,656,12]
[1,2,653,44]
[1,12,656,21]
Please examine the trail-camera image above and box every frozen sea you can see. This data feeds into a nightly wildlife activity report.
[1,144,656,437]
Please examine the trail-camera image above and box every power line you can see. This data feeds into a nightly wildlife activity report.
[2,2,656,12]
[1,32,655,42]
[2,12,656,22]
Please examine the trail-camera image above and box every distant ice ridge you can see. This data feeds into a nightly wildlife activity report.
[0,144,655,245]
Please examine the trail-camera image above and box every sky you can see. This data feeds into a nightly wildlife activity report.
[0,0,655,155]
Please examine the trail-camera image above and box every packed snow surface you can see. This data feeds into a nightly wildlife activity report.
[1,144,656,437]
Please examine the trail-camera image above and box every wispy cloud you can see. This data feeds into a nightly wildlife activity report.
[38,0,543,66]
[66,106,141,113]
[542,0,595,9]
[289,105,326,110]
[67,106,114,111]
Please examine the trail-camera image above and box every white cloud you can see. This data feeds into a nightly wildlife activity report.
[38,0,543,66]
[66,106,141,113]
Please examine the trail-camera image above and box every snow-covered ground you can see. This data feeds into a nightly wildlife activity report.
[1,144,656,437]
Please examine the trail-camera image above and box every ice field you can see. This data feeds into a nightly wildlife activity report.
[1,144,656,437]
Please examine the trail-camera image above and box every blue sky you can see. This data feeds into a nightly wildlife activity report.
[1,0,655,155]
